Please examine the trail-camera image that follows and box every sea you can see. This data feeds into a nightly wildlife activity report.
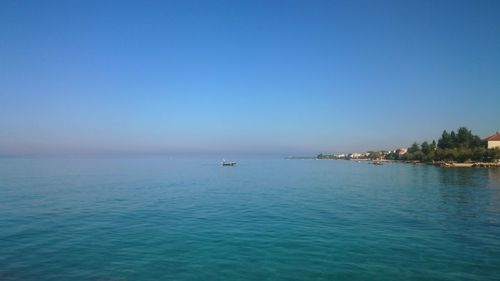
[1,157,500,281]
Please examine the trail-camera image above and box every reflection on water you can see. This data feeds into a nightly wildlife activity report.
[487,168,500,213]
[437,167,486,187]
[487,168,500,187]
[436,167,500,226]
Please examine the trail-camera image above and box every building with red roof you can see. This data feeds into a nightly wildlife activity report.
[485,132,500,149]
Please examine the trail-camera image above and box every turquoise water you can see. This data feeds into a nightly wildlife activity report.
[1,158,500,281]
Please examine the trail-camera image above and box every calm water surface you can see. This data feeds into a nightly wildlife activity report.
[1,158,500,281]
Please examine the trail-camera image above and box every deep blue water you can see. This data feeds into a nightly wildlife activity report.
[1,158,500,281]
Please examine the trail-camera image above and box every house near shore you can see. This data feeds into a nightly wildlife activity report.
[485,132,500,149]
[396,148,408,155]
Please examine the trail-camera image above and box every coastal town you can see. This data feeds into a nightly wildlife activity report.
[316,148,406,161]
[314,129,500,167]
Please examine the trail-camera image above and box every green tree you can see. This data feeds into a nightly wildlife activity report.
[471,135,484,148]
[450,131,457,148]
[471,147,486,161]
[423,151,435,162]
[369,151,382,160]
[408,142,420,154]
[431,140,437,151]
[413,151,424,161]
[457,127,472,148]
[456,147,472,162]
[421,141,431,155]
[438,130,451,149]
[444,149,458,161]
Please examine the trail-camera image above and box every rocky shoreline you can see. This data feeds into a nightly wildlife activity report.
[397,160,500,168]
[370,159,500,168]
[432,161,500,168]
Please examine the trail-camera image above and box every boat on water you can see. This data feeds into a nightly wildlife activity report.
[371,161,384,165]
[221,160,237,166]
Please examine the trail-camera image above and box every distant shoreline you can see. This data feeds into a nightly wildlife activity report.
[308,127,500,165]
[286,157,500,168]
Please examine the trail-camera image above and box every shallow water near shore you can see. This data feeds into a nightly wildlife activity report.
[1,157,500,281]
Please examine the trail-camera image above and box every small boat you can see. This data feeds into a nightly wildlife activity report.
[221,160,236,166]
[371,161,384,165]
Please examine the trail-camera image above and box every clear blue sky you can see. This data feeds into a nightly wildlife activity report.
[1,0,499,156]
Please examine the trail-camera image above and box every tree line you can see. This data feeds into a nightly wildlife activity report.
[386,127,500,162]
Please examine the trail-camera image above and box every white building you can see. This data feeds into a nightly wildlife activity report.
[485,132,500,149]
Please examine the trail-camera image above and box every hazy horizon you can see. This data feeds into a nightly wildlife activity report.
[1,0,499,156]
